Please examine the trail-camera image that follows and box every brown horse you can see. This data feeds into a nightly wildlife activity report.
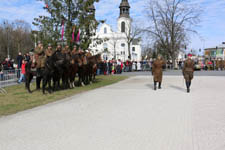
[69,53,83,88]
[87,54,102,83]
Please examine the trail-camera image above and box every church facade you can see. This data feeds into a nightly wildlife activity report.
[90,0,142,62]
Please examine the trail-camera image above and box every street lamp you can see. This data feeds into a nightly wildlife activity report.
[4,21,10,59]
[34,33,37,48]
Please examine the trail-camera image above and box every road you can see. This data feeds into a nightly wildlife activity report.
[0,76,225,150]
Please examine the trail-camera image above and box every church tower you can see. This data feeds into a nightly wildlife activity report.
[117,0,131,33]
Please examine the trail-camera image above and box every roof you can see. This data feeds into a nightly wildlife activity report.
[119,0,130,8]
[132,39,140,45]
[204,43,225,50]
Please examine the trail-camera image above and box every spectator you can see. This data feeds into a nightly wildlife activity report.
[137,61,141,71]
[17,52,23,78]
[103,60,107,75]
[0,63,3,81]
[2,58,11,70]
[116,59,122,74]
[17,52,23,69]
[18,59,26,83]
[25,53,31,62]
[108,60,113,75]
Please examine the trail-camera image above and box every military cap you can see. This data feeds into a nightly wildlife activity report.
[48,43,52,47]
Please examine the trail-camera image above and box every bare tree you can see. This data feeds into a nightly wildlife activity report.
[0,20,33,62]
[145,0,201,67]
[108,32,119,59]
[123,19,142,60]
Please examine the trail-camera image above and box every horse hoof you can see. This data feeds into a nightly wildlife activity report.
[90,81,93,84]
[81,83,85,87]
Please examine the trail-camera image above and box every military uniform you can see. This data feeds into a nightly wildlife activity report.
[216,59,220,70]
[45,45,53,57]
[219,60,224,70]
[34,45,45,68]
[183,57,194,93]
[62,45,70,54]
[152,58,165,90]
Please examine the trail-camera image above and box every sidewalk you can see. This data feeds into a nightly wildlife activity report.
[0,76,225,150]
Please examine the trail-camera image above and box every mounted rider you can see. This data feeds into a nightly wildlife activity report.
[45,43,53,58]
[34,41,45,77]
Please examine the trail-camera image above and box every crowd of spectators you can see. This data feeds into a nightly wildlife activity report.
[0,52,30,82]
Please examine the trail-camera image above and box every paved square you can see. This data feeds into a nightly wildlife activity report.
[0,76,225,150]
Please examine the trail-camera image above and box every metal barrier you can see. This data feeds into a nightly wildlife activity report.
[0,69,21,93]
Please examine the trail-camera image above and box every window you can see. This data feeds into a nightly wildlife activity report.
[132,47,135,52]
[121,22,125,33]
[103,43,108,50]
[104,27,107,34]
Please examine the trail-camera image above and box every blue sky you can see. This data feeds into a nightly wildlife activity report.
[0,0,225,53]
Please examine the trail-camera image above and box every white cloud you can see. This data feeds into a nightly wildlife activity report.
[0,0,48,28]
[0,0,224,50]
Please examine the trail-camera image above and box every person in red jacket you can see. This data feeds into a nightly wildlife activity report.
[18,59,26,83]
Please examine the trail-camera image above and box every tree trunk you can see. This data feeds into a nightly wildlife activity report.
[128,42,131,60]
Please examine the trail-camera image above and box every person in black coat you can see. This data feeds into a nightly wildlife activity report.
[17,52,23,78]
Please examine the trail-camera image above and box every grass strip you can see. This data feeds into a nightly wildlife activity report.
[0,75,128,116]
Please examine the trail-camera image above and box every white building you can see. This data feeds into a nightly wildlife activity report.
[90,0,142,62]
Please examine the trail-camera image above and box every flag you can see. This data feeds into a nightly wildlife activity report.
[76,29,80,43]
[61,20,64,41]
[72,26,76,42]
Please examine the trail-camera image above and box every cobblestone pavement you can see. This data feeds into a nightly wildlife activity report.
[0,76,225,150]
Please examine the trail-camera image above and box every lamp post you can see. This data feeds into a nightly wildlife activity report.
[34,33,37,48]
[4,21,10,59]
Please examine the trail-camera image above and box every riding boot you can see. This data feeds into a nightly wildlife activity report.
[36,68,41,78]
[186,81,190,93]
[154,81,157,90]
[158,82,161,89]
[36,77,41,90]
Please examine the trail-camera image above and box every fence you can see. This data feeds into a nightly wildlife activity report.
[0,69,21,94]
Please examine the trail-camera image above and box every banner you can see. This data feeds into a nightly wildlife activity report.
[72,26,76,42]
[76,29,80,43]
[61,20,64,41]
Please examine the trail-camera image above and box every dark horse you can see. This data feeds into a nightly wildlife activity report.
[42,51,65,94]
[25,61,43,93]
[87,54,102,83]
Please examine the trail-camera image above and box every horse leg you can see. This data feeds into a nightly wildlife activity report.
[42,76,47,94]
[48,76,52,94]
[27,74,33,93]
[36,77,41,90]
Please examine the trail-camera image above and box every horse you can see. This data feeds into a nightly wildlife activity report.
[69,53,83,88]
[87,54,102,82]
[25,59,44,93]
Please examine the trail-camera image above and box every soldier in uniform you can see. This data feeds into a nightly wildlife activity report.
[215,58,219,70]
[182,54,195,93]
[71,46,78,55]
[34,41,45,76]
[152,55,165,90]
[62,44,70,54]
[34,41,45,89]
[219,58,224,70]
[45,43,53,58]
[56,43,62,52]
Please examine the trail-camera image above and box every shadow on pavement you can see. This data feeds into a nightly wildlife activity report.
[145,84,154,90]
[169,85,186,92]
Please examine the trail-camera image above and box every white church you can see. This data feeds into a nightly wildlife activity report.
[90,0,142,62]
